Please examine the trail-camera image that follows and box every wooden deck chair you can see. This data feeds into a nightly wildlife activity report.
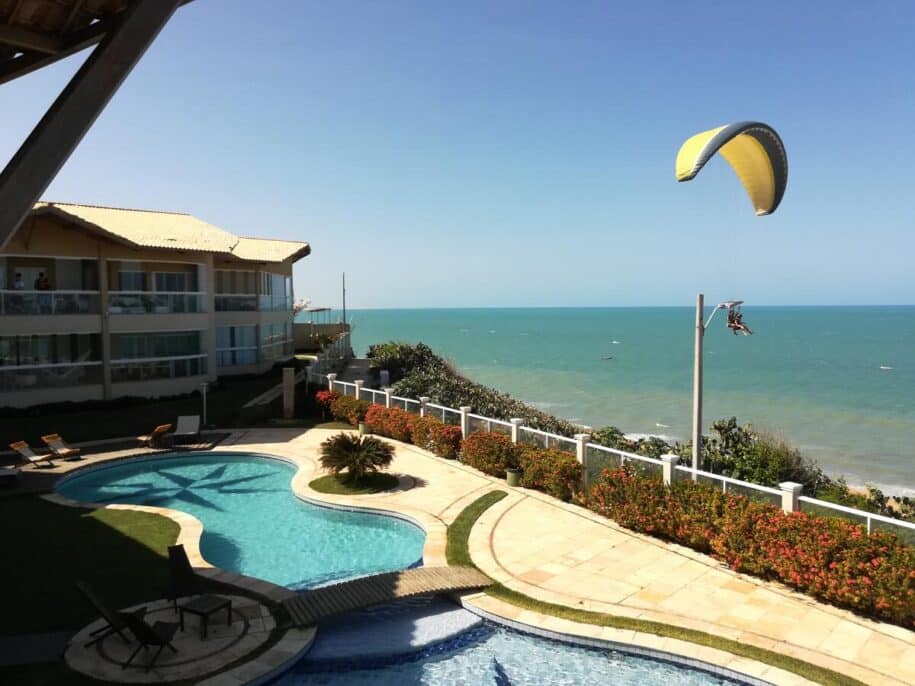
[137,424,173,448]
[118,612,179,671]
[171,416,200,446]
[75,580,147,648]
[40,433,81,460]
[9,441,55,468]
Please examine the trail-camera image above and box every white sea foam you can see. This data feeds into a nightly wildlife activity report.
[612,340,621,344]
[879,365,893,370]
[624,432,678,443]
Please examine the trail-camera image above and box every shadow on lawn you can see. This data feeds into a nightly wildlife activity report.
[0,495,178,637]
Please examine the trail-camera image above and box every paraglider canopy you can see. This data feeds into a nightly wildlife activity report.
[676,122,787,216]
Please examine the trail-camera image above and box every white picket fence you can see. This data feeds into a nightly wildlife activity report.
[306,367,915,544]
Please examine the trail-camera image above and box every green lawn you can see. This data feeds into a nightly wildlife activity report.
[309,472,400,495]
[446,491,867,686]
[0,496,180,636]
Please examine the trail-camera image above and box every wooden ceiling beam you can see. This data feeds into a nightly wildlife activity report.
[0,25,63,54]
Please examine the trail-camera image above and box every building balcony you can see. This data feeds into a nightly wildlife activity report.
[110,353,208,383]
[1,290,101,315]
[108,292,206,314]
[0,362,103,392]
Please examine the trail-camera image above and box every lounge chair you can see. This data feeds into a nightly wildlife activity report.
[40,433,81,460]
[75,580,147,648]
[171,416,200,446]
[137,424,173,449]
[167,544,227,612]
[118,612,179,671]
[9,441,55,468]
[0,464,20,486]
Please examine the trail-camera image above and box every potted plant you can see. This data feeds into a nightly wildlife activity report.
[506,466,522,487]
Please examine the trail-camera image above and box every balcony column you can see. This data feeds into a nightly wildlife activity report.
[98,241,112,400]
[203,255,216,380]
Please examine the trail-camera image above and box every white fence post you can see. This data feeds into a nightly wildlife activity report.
[574,433,590,465]
[779,482,803,513]
[510,418,524,444]
[354,379,364,401]
[661,453,680,486]
[384,387,394,408]
[575,433,590,493]
[419,396,430,417]
[459,406,472,439]
[326,372,337,392]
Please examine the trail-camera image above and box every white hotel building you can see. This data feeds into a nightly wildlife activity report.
[0,203,310,409]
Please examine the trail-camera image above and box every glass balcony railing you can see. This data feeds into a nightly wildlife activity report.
[108,292,205,314]
[0,363,103,392]
[258,295,293,312]
[110,354,207,383]
[215,294,258,312]
[0,290,100,315]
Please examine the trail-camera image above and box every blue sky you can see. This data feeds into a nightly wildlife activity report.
[2,1,914,308]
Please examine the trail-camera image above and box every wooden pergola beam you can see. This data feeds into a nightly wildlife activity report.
[0,24,63,54]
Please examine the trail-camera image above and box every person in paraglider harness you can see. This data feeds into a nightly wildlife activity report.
[727,309,753,336]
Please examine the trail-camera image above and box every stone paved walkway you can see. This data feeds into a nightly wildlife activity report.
[216,428,914,686]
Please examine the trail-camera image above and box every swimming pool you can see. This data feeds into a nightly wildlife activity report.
[279,622,741,685]
[56,453,426,589]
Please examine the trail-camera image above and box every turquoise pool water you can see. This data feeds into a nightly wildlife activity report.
[280,624,738,685]
[56,453,426,589]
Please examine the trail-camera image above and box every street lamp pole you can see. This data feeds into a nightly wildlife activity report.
[691,295,745,480]
[691,294,704,480]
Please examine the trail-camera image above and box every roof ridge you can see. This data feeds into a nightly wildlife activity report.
[41,201,192,217]
[236,235,308,244]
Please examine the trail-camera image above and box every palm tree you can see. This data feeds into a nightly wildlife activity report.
[319,433,395,482]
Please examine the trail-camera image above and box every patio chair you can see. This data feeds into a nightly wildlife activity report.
[167,544,227,612]
[118,611,179,672]
[8,441,55,468]
[171,416,200,446]
[40,433,81,460]
[137,424,173,449]
[75,580,147,648]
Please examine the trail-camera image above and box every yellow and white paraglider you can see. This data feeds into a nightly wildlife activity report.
[675,122,787,216]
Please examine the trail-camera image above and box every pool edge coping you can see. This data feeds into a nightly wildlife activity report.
[459,593,811,686]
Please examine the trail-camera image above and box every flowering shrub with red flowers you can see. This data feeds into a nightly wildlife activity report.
[430,424,463,460]
[518,447,583,502]
[460,432,520,477]
[410,416,463,459]
[588,466,915,628]
[315,390,339,418]
[364,405,413,443]
[410,415,440,451]
[329,395,371,427]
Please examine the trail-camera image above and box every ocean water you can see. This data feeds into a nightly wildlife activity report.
[308,307,914,494]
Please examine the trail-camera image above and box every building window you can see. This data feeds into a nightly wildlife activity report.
[215,270,258,311]
[0,333,102,391]
[154,272,192,292]
[216,325,258,367]
[260,321,292,361]
[259,272,292,311]
[117,271,146,291]
[110,331,207,384]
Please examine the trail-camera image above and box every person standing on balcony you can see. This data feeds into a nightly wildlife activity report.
[35,272,51,290]
[12,272,24,290]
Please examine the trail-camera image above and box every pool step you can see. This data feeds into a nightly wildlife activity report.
[283,567,491,628]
